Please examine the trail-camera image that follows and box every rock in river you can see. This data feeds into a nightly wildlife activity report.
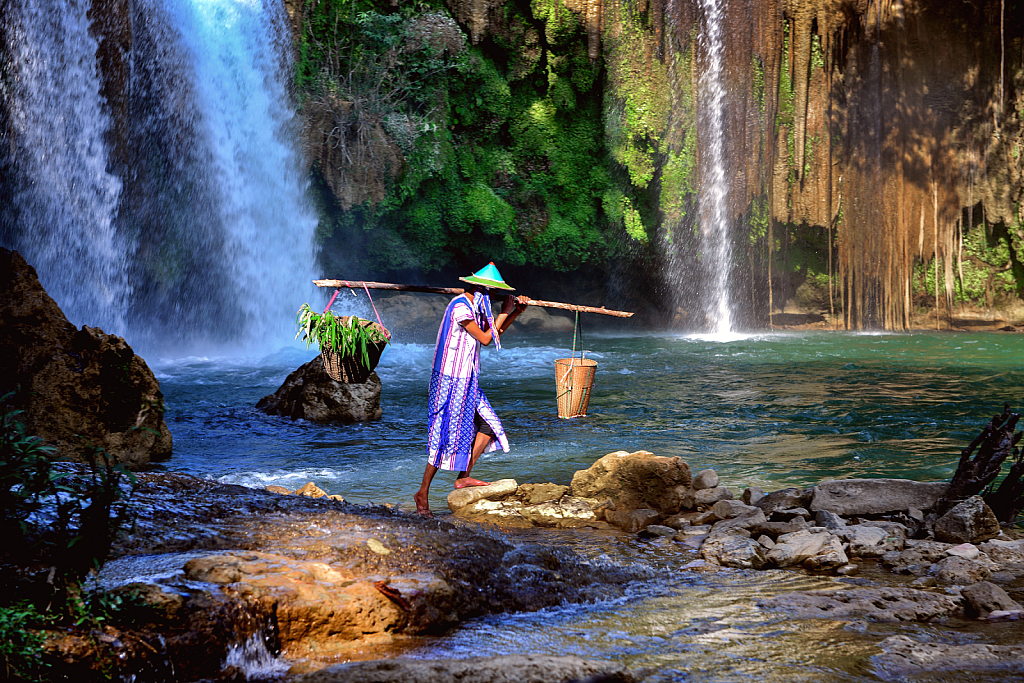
[256,355,382,422]
[0,248,172,468]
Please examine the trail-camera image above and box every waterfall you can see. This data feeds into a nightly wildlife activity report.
[696,0,733,333]
[1,0,318,355]
[1,0,129,336]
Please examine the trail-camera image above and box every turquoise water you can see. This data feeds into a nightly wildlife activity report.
[155,331,1024,512]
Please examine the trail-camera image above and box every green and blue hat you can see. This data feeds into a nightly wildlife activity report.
[459,262,514,291]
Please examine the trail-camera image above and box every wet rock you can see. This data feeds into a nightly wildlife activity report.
[569,451,692,515]
[448,479,519,511]
[711,499,759,519]
[0,248,172,468]
[837,524,906,558]
[662,512,700,529]
[295,482,329,498]
[880,540,955,573]
[803,535,849,571]
[605,508,661,532]
[770,507,809,522]
[256,356,382,423]
[516,483,569,505]
[810,479,948,515]
[759,587,961,622]
[518,497,599,528]
[742,486,764,506]
[934,556,992,585]
[755,488,812,516]
[961,581,1023,619]
[267,485,292,495]
[291,654,637,683]
[873,635,1024,677]
[836,564,859,576]
[638,524,677,539]
[700,535,767,569]
[766,530,829,567]
[675,524,712,537]
[692,469,719,490]
[694,486,734,506]
[934,496,1001,544]
[453,499,532,528]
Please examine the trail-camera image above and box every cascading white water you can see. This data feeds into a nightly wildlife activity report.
[1,0,317,355]
[697,0,733,334]
[159,0,318,352]
[2,0,129,336]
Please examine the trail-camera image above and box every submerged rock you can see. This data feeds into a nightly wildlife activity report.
[256,355,382,422]
[961,581,1023,619]
[0,248,172,468]
[760,586,961,622]
[873,635,1024,678]
[292,654,636,683]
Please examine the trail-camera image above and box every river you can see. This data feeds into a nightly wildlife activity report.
[153,331,1024,681]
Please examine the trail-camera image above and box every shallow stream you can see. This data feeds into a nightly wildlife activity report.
[153,331,1024,680]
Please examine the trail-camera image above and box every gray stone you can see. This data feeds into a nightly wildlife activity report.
[570,451,692,515]
[945,543,981,560]
[694,486,734,506]
[810,479,948,515]
[515,483,568,505]
[837,524,906,558]
[759,587,961,622]
[836,564,859,576]
[757,535,776,549]
[292,655,637,683]
[880,541,955,573]
[638,524,678,538]
[934,496,1001,544]
[978,539,1024,574]
[814,509,846,530]
[873,635,1024,677]
[742,486,764,506]
[766,530,830,567]
[711,499,759,519]
[771,507,810,521]
[961,581,1023,618]
[518,496,597,528]
[675,524,712,537]
[755,488,812,516]
[662,512,697,529]
[803,535,849,571]
[448,479,519,511]
[692,469,719,490]
[748,519,809,539]
[934,555,992,585]
[700,534,767,569]
[708,509,767,537]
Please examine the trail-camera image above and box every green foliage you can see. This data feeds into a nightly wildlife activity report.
[0,603,48,681]
[749,196,770,245]
[915,221,1022,303]
[810,33,825,72]
[0,396,55,548]
[295,304,390,369]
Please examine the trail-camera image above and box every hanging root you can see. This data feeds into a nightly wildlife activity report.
[936,404,1022,523]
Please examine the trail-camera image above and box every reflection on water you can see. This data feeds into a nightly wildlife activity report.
[152,331,1024,681]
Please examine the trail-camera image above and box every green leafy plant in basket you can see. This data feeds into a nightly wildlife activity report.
[295,303,391,372]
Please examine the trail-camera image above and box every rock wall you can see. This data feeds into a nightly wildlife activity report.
[0,249,172,468]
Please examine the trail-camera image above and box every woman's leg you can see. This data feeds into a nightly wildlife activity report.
[455,429,492,488]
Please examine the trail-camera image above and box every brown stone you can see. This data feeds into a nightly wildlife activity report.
[0,249,172,468]
[570,450,692,515]
[256,356,382,423]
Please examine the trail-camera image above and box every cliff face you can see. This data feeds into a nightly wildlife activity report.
[296,0,1022,328]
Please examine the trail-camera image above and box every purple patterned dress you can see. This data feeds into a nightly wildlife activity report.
[426,292,508,471]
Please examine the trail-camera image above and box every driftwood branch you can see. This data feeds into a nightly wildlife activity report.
[313,279,634,317]
[936,404,1023,522]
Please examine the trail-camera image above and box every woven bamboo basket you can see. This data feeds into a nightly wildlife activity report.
[320,318,389,384]
[554,357,597,419]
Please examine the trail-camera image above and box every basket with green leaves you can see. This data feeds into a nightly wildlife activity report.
[295,304,391,383]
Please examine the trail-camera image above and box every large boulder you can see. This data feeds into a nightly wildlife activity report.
[256,356,382,422]
[810,479,948,515]
[0,249,172,468]
[759,586,961,623]
[570,450,692,516]
[933,496,1001,544]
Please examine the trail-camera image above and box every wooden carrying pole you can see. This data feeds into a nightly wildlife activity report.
[314,279,634,318]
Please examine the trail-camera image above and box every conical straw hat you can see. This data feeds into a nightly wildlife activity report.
[458,262,514,291]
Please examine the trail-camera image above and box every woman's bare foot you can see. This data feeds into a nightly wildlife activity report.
[413,491,432,517]
[453,477,490,489]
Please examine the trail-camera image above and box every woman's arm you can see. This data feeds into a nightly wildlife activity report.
[459,295,529,344]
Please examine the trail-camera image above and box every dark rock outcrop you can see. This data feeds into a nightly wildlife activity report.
[292,655,637,683]
[0,249,172,468]
[256,355,382,423]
